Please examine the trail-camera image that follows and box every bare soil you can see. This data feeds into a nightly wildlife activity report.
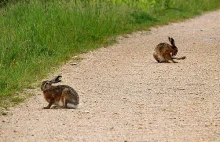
[0,10,220,142]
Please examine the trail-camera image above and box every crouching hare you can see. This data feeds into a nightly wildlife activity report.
[153,37,186,63]
[41,75,79,109]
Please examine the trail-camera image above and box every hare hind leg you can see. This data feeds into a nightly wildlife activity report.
[164,54,177,63]
[62,89,71,109]
[153,53,166,63]
[63,98,77,109]
[153,53,160,62]
[63,98,78,109]
[62,91,78,109]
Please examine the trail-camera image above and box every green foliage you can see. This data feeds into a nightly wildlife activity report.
[0,0,220,107]
[131,11,158,24]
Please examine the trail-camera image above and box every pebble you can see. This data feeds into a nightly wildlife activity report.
[1,112,7,116]
[70,62,77,66]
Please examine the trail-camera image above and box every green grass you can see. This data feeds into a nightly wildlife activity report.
[0,0,220,108]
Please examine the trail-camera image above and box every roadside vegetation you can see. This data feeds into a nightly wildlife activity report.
[0,0,220,108]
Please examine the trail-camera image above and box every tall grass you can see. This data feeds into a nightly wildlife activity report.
[0,0,220,108]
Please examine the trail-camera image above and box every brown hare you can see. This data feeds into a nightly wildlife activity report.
[153,37,186,63]
[41,75,79,109]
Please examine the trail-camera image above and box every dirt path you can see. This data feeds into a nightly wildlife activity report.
[1,10,220,142]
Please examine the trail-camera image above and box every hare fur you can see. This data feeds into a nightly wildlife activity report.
[41,76,79,109]
[153,37,186,63]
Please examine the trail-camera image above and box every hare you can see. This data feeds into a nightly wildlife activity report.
[153,37,186,63]
[41,75,79,109]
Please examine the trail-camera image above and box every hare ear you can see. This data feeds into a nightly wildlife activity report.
[51,75,62,83]
[168,37,175,46]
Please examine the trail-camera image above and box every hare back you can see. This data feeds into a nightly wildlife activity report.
[155,43,173,54]
[46,85,78,95]
[43,85,79,101]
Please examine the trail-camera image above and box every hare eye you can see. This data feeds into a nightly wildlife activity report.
[44,82,49,85]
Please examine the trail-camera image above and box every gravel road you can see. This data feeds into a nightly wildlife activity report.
[0,10,220,142]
